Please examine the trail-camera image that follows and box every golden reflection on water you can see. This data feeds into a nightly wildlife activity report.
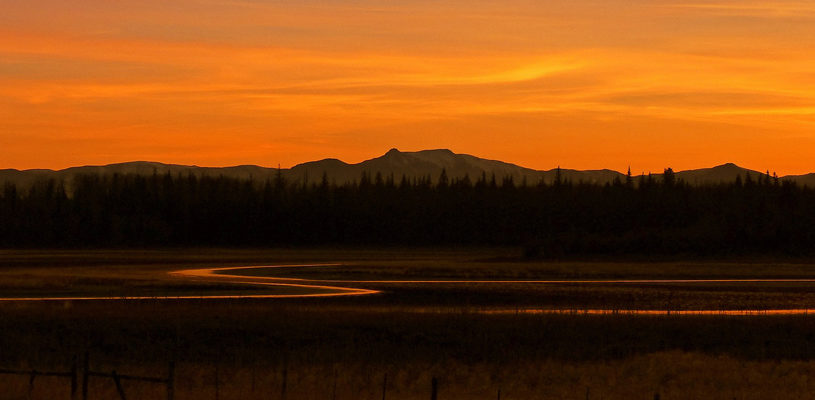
[480,309,815,316]
[4,264,815,315]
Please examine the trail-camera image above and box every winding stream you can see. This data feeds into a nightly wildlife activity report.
[3,263,815,316]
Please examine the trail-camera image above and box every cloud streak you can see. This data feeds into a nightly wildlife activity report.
[664,2,815,17]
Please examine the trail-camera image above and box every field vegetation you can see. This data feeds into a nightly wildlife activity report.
[2,250,815,398]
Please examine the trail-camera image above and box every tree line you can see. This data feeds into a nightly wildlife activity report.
[0,169,813,256]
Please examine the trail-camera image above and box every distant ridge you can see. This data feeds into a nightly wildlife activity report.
[291,148,627,185]
[675,163,763,185]
[0,149,808,189]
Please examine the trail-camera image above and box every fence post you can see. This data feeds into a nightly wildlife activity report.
[82,353,89,400]
[166,361,175,400]
[111,370,127,400]
[430,377,437,400]
[27,369,37,400]
[214,365,220,400]
[331,369,337,400]
[280,360,288,400]
[381,373,387,400]
[497,388,501,400]
[71,356,78,400]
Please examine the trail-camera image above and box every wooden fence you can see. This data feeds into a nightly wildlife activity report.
[0,356,77,399]
[0,353,174,400]
[1,358,669,400]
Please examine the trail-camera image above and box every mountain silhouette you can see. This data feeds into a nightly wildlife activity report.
[0,149,808,189]
[781,172,815,187]
[0,161,271,191]
[291,148,623,185]
[675,163,762,184]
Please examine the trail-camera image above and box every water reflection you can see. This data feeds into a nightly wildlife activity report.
[4,263,815,312]
[481,308,815,316]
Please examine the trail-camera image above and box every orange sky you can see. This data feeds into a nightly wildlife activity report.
[2,0,815,174]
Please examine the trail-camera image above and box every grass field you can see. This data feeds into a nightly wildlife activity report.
[3,248,815,399]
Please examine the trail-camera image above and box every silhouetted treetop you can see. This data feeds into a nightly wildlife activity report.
[0,171,813,256]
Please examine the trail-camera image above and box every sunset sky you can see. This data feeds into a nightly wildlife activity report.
[2,0,815,174]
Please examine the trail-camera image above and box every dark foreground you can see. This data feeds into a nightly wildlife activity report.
[2,249,815,399]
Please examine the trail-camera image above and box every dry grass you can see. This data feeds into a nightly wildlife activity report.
[4,352,815,400]
[2,249,815,398]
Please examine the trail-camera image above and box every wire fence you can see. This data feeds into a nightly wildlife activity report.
[0,355,671,400]
[0,353,174,400]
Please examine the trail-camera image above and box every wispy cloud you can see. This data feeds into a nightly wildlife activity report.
[2,0,815,173]
[663,2,815,17]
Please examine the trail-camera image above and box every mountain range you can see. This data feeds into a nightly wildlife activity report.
[2,148,814,189]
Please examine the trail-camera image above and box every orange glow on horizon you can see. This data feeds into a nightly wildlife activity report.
[2,0,815,174]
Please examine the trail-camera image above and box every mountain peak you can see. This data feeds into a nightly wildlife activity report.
[713,162,741,169]
[292,158,348,169]
[384,148,401,156]
[417,148,455,155]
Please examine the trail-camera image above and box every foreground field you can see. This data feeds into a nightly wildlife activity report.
[3,248,815,399]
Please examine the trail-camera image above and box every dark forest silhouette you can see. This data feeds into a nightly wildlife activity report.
[1,169,813,256]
